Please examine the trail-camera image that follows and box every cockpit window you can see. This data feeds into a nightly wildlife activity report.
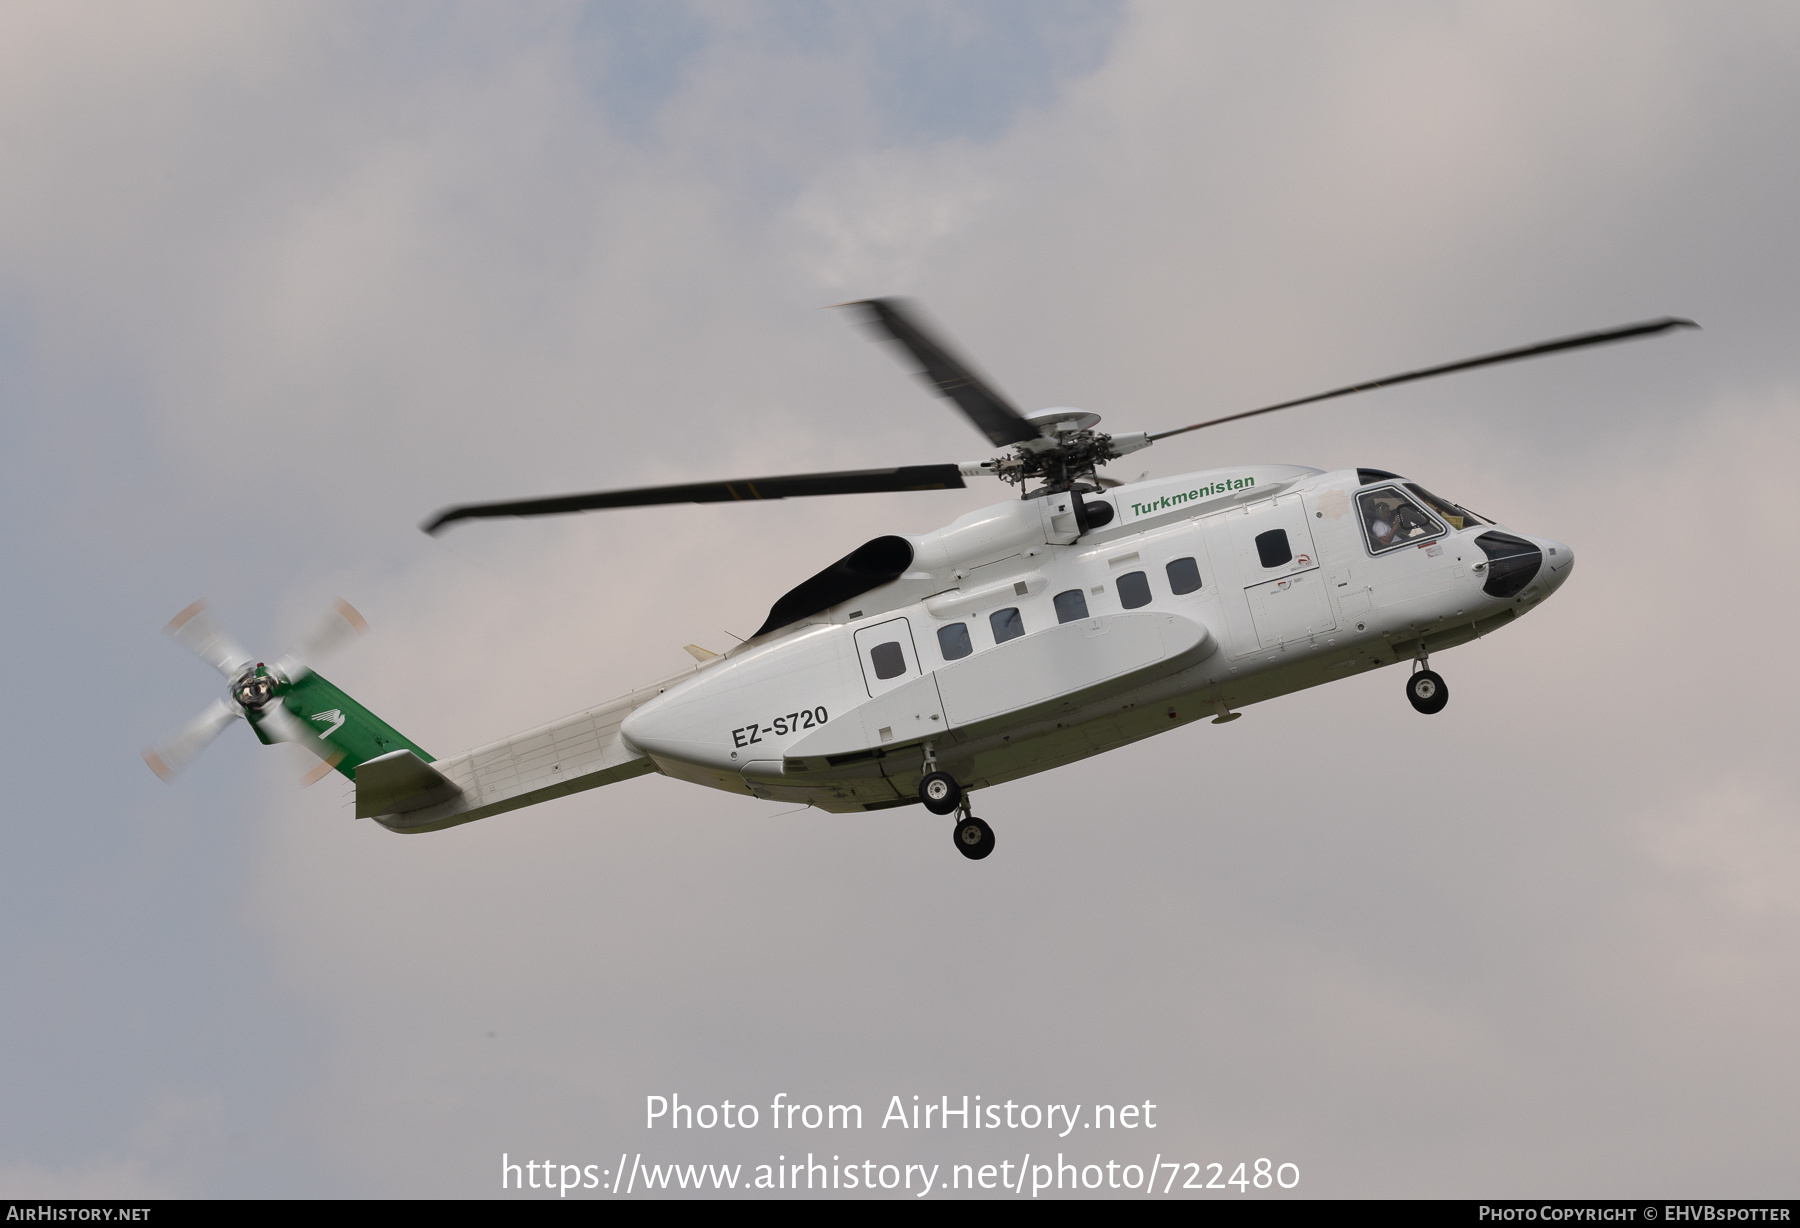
[1404,483,1489,531]
[1359,486,1445,554]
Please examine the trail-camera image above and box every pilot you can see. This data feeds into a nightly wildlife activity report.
[1391,502,1429,541]
[1368,500,1398,545]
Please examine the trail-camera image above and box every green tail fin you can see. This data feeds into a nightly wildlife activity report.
[258,670,433,780]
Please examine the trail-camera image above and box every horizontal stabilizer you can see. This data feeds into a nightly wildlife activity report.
[355,749,462,819]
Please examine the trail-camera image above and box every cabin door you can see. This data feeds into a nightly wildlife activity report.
[853,617,923,698]
[1229,495,1337,649]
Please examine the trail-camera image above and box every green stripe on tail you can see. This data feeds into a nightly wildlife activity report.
[251,670,433,779]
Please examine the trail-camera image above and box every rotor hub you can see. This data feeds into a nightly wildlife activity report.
[993,421,1118,497]
[1025,406,1102,435]
[230,665,280,711]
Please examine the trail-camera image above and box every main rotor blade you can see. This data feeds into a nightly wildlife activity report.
[143,698,241,781]
[842,298,1041,448]
[164,600,254,680]
[423,464,967,534]
[1148,316,1700,442]
[273,600,367,681]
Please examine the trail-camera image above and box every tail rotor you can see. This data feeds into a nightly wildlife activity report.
[164,600,253,680]
[143,599,367,782]
[142,698,242,781]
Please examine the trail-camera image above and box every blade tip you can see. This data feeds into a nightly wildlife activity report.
[142,749,175,782]
[299,754,343,787]
[333,600,369,633]
[831,297,904,319]
[164,600,207,634]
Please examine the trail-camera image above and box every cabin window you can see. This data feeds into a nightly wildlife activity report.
[937,623,973,661]
[1166,557,1202,595]
[1117,570,1152,609]
[990,607,1025,644]
[1359,486,1444,555]
[1054,589,1089,623]
[1255,529,1292,568]
[869,640,907,680]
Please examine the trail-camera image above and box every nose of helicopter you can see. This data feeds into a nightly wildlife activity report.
[1538,538,1575,591]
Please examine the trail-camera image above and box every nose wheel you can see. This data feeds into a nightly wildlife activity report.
[1406,664,1449,714]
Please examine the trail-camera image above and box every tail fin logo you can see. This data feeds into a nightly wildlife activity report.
[310,709,347,740]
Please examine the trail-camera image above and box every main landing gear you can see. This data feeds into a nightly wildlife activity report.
[953,807,995,861]
[919,745,994,859]
[919,770,962,815]
[1407,656,1449,715]
[925,774,995,860]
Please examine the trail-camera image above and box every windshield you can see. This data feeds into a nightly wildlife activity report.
[1404,483,1490,531]
[1358,486,1444,553]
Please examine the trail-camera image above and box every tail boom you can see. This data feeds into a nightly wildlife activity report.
[361,675,681,833]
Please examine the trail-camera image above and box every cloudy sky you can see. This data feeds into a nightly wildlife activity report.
[2,0,1796,1198]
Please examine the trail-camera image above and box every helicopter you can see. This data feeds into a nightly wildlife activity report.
[145,300,1695,859]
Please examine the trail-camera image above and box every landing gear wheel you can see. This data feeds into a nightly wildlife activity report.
[1407,669,1449,714]
[953,816,995,860]
[919,770,962,815]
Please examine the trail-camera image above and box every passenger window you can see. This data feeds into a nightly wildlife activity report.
[1359,486,1444,554]
[1054,589,1089,623]
[869,641,906,680]
[990,607,1025,644]
[1166,557,1202,595]
[937,623,972,661]
[1255,529,1292,568]
[1117,571,1152,609]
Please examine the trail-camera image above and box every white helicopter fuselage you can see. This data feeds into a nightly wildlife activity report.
[616,464,1572,814]
[157,298,1667,843]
